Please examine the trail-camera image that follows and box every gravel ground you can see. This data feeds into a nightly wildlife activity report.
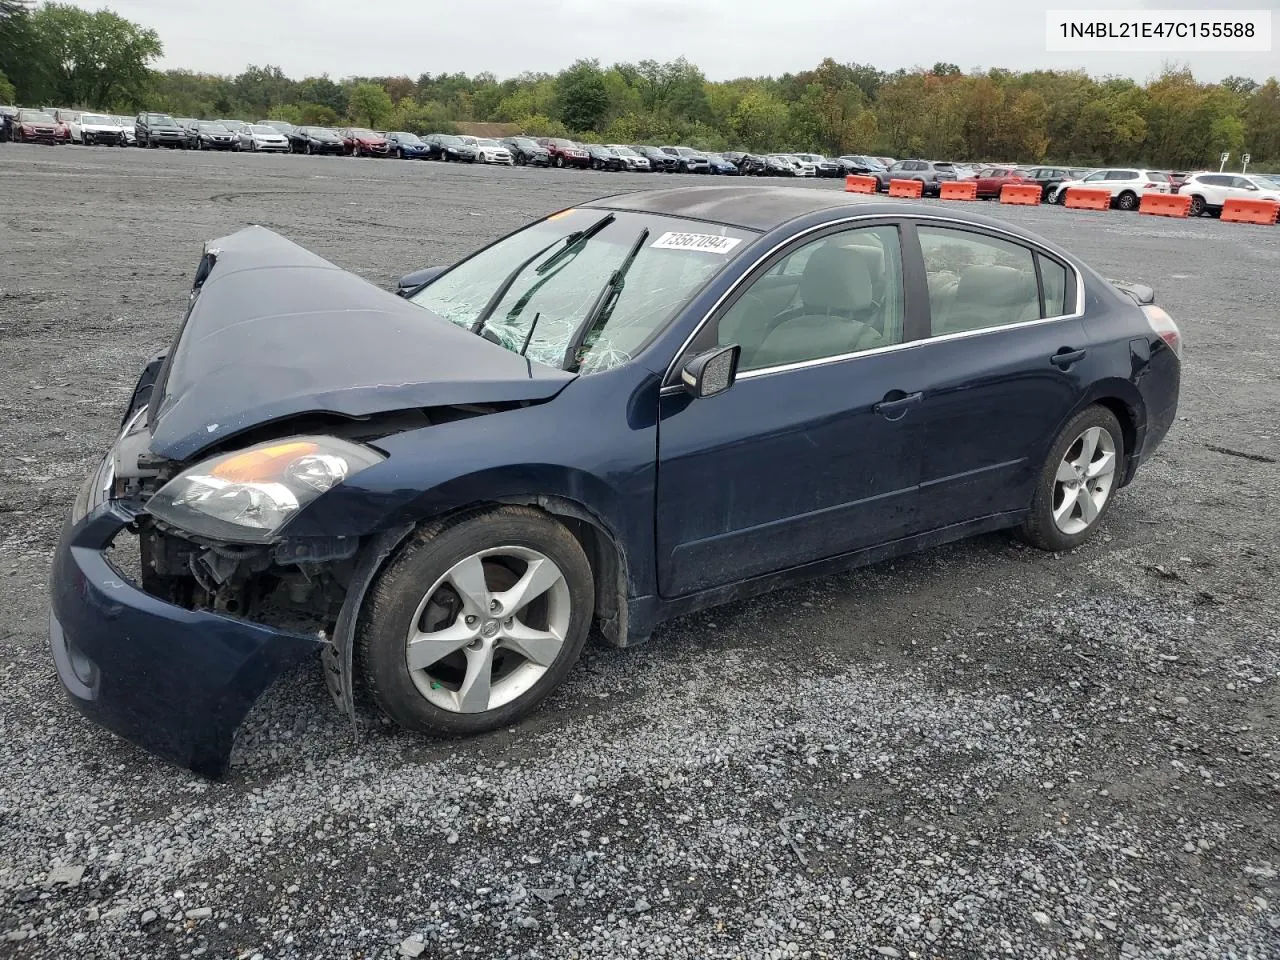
[1,145,1277,960]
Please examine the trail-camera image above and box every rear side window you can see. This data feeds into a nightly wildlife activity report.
[918,227,1042,336]
[1038,254,1068,317]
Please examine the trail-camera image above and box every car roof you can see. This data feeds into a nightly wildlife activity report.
[582,185,1017,233]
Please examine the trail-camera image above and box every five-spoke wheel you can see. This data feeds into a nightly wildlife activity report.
[1019,405,1125,551]
[359,506,594,734]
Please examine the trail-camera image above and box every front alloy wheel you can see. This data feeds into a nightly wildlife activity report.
[1019,406,1124,551]
[359,506,594,735]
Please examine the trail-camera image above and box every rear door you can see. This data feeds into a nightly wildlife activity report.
[655,222,928,597]
[906,222,1090,530]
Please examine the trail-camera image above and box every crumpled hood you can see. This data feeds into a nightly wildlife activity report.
[147,225,575,461]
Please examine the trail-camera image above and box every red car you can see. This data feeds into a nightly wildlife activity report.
[338,127,391,157]
[536,137,590,169]
[972,166,1035,199]
[13,108,69,145]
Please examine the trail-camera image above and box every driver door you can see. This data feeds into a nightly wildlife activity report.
[655,223,929,598]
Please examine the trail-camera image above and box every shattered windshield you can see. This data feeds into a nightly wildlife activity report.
[407,208,755,374]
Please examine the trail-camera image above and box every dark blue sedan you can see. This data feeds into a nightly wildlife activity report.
[50,186,1181,776]
[383,131,431,159]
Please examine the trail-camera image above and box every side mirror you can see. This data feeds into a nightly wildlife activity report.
[680,344,740,399]
[395,265,449,296]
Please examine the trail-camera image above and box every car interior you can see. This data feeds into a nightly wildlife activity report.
[717,223,1054,369]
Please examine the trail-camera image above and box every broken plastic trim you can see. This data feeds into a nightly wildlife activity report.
[321,523,416,741]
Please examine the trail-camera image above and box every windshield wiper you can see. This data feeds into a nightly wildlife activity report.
[534,213,615,276]
[560,227,649,372]
[469,213,615,334]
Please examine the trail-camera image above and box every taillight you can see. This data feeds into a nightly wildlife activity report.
[1142,304,1182,359]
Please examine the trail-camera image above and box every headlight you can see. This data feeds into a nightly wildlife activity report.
[145,436,384,543]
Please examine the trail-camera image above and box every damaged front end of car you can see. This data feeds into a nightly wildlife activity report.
[49,225,574,777]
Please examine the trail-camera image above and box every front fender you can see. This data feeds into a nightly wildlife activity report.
[279,369,662,596]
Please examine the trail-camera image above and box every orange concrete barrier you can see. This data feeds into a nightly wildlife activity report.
[1139,192,1192,218]
[939,181,978,201]
[1064,187,1112,211]
[1000,183,1042,205]
[1220,197,1280,225]
[888,178,923,199]
[845,174,877,194]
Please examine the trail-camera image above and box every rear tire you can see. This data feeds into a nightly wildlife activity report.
[1116,190,1138,211]
[358,506,594,736]
[1017,405,1125,552]
[1188,195,1206,217]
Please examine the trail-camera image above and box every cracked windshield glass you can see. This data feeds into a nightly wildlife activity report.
[407,208,753,372]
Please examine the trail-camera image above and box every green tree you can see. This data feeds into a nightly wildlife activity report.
[554,58,609,132]
[0,0,46,103]
[233,64,294,116]
[27,3,161,108]
[348,81,394,126]
[1245,79,1280,165]
[296,75,347,115]
[730,89,790,152]
[0,68,14,104]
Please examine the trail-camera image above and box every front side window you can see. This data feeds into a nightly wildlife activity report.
[715,225,905,372]
[410,209,754,374]
[918,227,1042,336]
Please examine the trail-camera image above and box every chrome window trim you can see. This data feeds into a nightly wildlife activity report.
[660,211,1086,392]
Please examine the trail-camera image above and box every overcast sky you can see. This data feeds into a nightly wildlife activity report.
[95,0,1278,83]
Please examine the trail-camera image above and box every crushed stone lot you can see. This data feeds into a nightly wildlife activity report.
[1,145,1278,959]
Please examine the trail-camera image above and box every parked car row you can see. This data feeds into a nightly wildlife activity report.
[7,106,1274,217]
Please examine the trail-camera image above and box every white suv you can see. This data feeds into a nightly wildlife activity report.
[1177,172,1280,217]
[1048,168,1170,209]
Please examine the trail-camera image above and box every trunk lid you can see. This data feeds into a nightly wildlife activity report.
[147,226,574,461]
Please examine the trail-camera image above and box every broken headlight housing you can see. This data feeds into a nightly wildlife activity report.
[145,436,384,544]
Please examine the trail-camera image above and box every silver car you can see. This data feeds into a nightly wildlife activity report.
[238,123,291,153]
[460,137,514,165]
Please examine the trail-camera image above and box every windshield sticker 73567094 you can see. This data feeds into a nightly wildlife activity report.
[650,232,743,254]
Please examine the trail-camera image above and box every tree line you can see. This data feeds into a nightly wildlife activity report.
[3,2,1278,171]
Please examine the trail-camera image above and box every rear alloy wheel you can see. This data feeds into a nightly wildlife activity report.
[359,506,594,735]
[1188,195,1206,217]
[555,155,564,168]
[1116,190,1138,211]
[1018,406,1124,552]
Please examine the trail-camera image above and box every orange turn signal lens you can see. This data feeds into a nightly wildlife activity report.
[210,441,318,482]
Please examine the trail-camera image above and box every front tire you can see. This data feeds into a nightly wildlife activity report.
[359,506,595,735]
[1018,406,1124,552]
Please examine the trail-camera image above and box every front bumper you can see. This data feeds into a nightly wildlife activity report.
[49,499,325,777]
[21,129,65,144]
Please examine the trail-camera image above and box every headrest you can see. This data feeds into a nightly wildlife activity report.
[799,246,874,314]
[954,264,1037,309]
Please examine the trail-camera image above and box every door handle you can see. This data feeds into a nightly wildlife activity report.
[873,390,924,420]
[1050,348,1087,369]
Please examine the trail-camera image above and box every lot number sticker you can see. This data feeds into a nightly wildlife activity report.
[651,232,743,254]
